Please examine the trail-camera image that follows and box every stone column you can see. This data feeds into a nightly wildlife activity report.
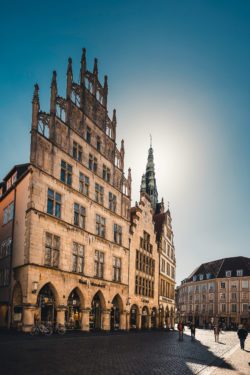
[126,311,130,331]
[137,313,142,330]
[155,313,159,328]
[22,305,36,332]
[80,309,90,331]
[102,309,110,331]
[56,306,66,327]
[148,315,152,329]
[171,315,175,329]
[120,311,127,330]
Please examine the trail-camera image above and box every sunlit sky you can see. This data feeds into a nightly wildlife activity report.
[1,1,249,285]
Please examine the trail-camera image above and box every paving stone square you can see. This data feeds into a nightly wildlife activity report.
[0,329,246,375]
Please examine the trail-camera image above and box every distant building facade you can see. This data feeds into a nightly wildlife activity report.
[0,49,176,331]
[176,257,250,329]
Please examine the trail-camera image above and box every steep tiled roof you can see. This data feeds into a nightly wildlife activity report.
[186,256,250,282]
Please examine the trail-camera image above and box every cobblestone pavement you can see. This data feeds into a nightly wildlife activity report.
[200,334,250,375]
[0,329,242,375]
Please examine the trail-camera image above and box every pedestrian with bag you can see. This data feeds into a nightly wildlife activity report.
[178,321,184,341]
[237,324,248,350]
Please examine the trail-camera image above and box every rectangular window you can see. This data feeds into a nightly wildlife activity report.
[74,203,85,229]
[114,224,122,245]
[95,184,104,205]
[89,154,97,173]
[236,269,243,277]
[47,188,61,218]
[94,250,104,278]
[103,165,111,182]
[242,304,248,312]
[109,193,116,212]
[9,202,14,221]
[79,173,89,196]
[231,292,237,300]
[189,286,193,292]
[61,160,72,186]
[96,215,105,238]
[231,304,237,313]
[195,285,199,291]
[225,270,231,278]
[209,282,214,291]
[202,284,206,291]
[112,257,121,282]
[199,274,204,281]
[73,141,82,162]
[220,293,226,299]
[221,304,226,313]
[242,280,248,288]
[72,242,84,273]
[86,127,91,143]
[167,263,170,276]
[220,282,226,289]
[45,232,60,268]
[231,281,237,289]
[3,207,8,224]
[161,259,165,273]
[96,136,101,151]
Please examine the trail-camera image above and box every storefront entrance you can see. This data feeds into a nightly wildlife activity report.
[37,283,56,325]
[141,306,149,329]
[90,293,102,331]
[130,304,138,329]
[151,307,157,329]
[66,289,81,329]
[110,295,121,331]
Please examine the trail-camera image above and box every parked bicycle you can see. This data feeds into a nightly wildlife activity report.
[54,324,66,335]
[30,323,53,336]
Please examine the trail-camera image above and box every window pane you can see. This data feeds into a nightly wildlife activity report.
[46,233,52,246]
[78,257,83,273]
[73,254,77,272]
[54,236,60,249]
[9,203,14,221]
[45,247,51,265]
[53,249,59,267]
[47,199,53,215]
[48,188,54,199]
[79,245,84,256]
[61,160,66,168]
[74,203,79,211]
[74,212,79,225]
[73,242,78,255]
[55,203,61,218]
[55,193,61,202]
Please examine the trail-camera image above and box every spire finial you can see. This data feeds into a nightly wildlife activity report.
[93,58,98,76]
[32,83,39,103]
[150,134,152,148]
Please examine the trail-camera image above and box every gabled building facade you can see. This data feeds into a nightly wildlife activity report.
[0,49,177,332]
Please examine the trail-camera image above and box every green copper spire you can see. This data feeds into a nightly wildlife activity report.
[140,137,158,209]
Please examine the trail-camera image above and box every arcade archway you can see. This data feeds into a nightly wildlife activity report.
[110,294,123,331]
[151,307,157,329]
[90,291,105,331]
[66,288,83,329]
[130,304,139,330]
[37,283,57,324]
[142,306,149,329]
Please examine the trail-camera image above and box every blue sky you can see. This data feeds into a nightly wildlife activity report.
[1,0,249,284]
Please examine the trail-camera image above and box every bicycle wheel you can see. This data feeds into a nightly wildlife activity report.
[45,326,53,336]
[30,326,39,336]
[58,327,66,335]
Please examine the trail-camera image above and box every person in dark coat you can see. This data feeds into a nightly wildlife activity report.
[190,322,196,341]
[237,325,248,350]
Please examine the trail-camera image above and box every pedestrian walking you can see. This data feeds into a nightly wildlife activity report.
[214,324,219,342]
[237,324,248,350]
[178,321,184,341]
[190,322,196,341]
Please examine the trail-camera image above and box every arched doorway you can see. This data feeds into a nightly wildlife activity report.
[110,295,122,331]
[66,288,82,329]
[37,283,57,325]
[151,307,157,329]
[11,283,23,328]
[89,292,104,331]
[130,304,138,330]
[165,307,170,329]
[142,306,149,329]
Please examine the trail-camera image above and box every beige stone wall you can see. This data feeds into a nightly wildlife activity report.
[129,196,159,317]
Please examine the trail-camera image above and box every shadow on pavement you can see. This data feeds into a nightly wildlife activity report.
[0,329,235,375]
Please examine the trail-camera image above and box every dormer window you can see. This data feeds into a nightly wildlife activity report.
[12,172,17,184]
[199,274,203,281]
[193,275,197,282]
[206,273,211,280]
[6,178,12,190]
[225,270,231,278]
[236,269,243,277]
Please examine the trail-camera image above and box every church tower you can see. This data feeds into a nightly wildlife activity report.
[140,139,158,210]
